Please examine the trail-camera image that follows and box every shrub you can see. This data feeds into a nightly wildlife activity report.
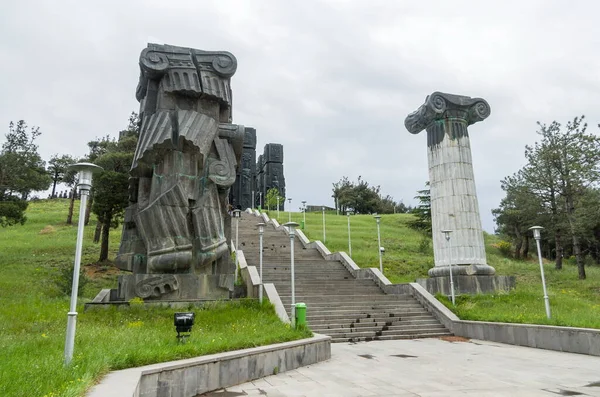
[493,240,513,258]
[417,236,432,254]
[51,262,89,297]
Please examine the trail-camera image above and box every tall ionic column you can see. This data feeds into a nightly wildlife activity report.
[405,92,495,278]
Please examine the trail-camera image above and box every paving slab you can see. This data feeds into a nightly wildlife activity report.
[201,338,600,396]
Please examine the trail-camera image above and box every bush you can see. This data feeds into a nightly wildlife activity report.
[493,240,513,258]
[417,236,432,254]
[51,262,89,297]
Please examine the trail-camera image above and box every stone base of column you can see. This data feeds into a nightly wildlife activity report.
[117,274,234,301]
[428,264,496,277]
[417,274,516,296]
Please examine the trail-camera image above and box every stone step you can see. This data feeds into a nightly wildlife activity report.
[306,315,435,325]
[302,302,424,310]
[311,324,448,334]
[329,332,453,343]
[275,287,414,298]
[302,310,428,322]
[310,319,442,330]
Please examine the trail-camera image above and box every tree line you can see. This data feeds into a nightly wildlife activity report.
[0,114,139,262]
[494,116,600,279]
[331,176,412,214]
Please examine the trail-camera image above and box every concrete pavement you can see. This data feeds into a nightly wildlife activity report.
[201,337,600,396]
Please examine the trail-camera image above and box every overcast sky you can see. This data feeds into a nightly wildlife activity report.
[1,0,599,232]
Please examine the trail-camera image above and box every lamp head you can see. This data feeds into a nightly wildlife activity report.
[380,246,385,254]
[257,222,265,234]
[374,214,381,223]
[441,229,452,242]
[529,225,543,240]
[68,162,103,192]
[283,221,299,236]
[233,209,241,218]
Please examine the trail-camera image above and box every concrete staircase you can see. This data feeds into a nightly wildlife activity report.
[236,212,451,343]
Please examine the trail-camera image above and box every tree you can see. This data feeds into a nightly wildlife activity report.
[493,172,547,259]
[0,195,28,227]
[91,114,139,262]
[409,182,431,233]
[0,120,51,200]
[47,154,76,198]
[265,187,283,211]
[496,116,600,279]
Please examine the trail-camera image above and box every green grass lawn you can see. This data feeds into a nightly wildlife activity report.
[269,210,600,329]
[0,200,310,397]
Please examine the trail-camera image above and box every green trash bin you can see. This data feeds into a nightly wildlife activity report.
[295,303,307,328]
[301,221,305,230]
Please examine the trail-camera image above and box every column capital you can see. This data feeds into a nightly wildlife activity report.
[136,43,237,103]
[405,92,491,134]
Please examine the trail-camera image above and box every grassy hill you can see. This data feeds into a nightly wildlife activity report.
[0,200,309,397]
[270,210,600,329]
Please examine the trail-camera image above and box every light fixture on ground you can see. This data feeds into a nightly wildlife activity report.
[374,215,383,273]
[441,229,455,305]
[301,200,307,229]
[288,198,292,223]
[64,162,103,366]
[321,206,327,243]
[347,211,353,257]
[233,209,241,284]
[530,226,551,319]
[174,312,195,342]
[284,222,300,326]
[257,222,265,304]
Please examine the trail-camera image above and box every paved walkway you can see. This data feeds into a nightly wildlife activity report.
[203,338,600,397]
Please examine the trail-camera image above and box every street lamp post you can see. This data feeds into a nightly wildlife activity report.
[259,192,263,209]
[441,230,455,305]
[64,162,102,365]
[284,222,299,326]
[301,201,306,229]
[347,211,353,257]
[322,206,326,243]
[374,215,383,273]
[257,222,265,304]
[252,190,255,209]
[530,226,551,319]
[288,198,292,223]
[233,209,241,284]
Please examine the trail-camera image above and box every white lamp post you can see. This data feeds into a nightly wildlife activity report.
[233,209,241,284]
[301,201,306,229]
[347,211,353,257]
[284,222,299,325]
[530,226,551,319]
[441,229,455,305]
[374,215,383,273]
[287,198,292,223]
[252,190,255,209]
[322,206,326,243]
[64,162,102,365]
[257,222,265,304]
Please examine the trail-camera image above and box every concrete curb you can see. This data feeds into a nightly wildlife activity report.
[87,334,331,397]
[406,282,600,357]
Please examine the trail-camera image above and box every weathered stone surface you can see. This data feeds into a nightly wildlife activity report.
[117,274,233,301]
[115,43,244,300]
[405,92,495,278]
[416,275,515,295]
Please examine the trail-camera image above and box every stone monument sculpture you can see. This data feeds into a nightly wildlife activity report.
[230,127,256,210]
[115,43,244,301]
[405,92,514,294]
